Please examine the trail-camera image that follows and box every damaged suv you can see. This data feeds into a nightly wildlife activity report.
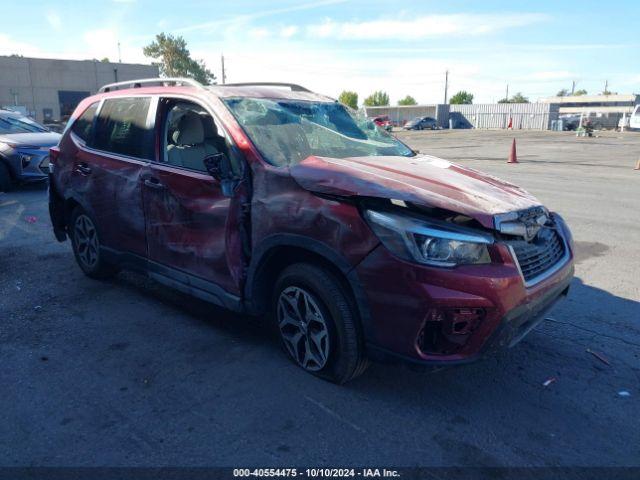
[49,79,574,383]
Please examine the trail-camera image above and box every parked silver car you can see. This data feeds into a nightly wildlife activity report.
[0,110,61,191]
[403,116,438,130]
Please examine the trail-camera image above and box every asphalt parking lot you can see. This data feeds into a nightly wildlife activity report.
[1,129,639,467]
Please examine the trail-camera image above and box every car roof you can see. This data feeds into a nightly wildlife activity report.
[93,84,335,103]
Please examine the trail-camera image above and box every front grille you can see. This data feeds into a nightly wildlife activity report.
[506,228,565,283]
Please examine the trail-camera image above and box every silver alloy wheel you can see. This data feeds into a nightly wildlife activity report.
[277,286,330,371]
[74,214,99,269]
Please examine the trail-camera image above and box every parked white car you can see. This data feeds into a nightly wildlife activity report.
[629,105,640,130]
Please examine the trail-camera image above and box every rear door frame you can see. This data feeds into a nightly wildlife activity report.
[67,94,156,256]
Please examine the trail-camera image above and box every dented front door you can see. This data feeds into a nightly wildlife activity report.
[142,163,240,296]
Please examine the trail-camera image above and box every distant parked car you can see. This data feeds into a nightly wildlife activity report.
[448,112,473,129]
[0,110,61,191]
[629,105,640,130]
[372,115,393,131]
[404,116,437,130]
[560,114,581,131]
[44,122,66,134]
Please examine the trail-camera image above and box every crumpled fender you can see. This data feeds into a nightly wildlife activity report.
[289,154,542,228]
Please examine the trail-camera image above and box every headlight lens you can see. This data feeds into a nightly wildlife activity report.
[364,209,493,267]
[19,153,34,168]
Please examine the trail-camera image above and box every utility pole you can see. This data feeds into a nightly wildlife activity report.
[443,70,449,104]
[604,79,609,94]
[505,84,509,101]
[221,54,226,84]
[571,80,576,95]
[118,41,122,63]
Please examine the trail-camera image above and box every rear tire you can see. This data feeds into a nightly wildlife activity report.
[273,263,368,384]
[0,162,13,192]
[69,207,118,279]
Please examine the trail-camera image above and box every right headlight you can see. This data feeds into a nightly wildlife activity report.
[364,209,493,267]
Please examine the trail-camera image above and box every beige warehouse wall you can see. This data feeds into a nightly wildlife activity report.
[0,56,159,123]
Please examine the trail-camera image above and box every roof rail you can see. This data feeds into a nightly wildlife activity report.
[221,82,311,93]
[98,77,204,93]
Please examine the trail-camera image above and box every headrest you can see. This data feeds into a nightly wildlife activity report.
[173,112,204,145]
[201,115,218,139]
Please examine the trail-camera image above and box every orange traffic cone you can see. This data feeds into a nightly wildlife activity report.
[635,158,640,170]
[508,138,518,164]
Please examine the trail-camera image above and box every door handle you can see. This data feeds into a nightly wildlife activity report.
[144,178,165,190]
[76,163,92,175]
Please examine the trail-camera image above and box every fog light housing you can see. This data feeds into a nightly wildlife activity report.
[417,307,486,355]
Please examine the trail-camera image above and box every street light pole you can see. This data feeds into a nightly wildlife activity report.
[444,70,449,104]
[221,54,226,84]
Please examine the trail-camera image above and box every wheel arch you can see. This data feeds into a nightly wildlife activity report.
[0,153,16,181]
[245,234,374,339]
[51,193,97,240]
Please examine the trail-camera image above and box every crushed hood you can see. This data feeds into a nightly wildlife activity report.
[289,154,542,229]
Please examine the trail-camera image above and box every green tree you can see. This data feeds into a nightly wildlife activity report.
[398,95,417,106]
[498,92,529,103]
[556,88,569,97]
[449,91,474,104]
[338,90,358,109]
[573,89,587,96]
[100,57,110,63]
[363,91,390,107]
[510,92,529,103]
[143,33,216,85]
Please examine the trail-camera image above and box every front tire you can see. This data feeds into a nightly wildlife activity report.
[273,263,368,383]
[70,207,118,279]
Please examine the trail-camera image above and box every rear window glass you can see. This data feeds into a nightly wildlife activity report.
[71,102,99,142]
[92,97,153,159]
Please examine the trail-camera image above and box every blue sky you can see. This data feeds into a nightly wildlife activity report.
[2,0,638,103]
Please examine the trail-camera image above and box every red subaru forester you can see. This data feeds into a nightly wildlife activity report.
[49,79,574,383]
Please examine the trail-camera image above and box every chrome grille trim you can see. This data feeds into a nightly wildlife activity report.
[505,228,570,288]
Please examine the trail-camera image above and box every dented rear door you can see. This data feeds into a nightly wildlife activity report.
[74,96,154,256]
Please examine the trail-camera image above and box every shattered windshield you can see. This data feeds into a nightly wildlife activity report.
[223,98,414,167]
[0,114,48,134]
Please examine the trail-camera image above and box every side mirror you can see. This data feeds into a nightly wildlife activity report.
[203,153,238,197]
[203,153,232,181]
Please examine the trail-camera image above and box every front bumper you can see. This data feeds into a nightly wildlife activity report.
[48,175,68,242]
[356,230,574,365]
[4,147,50,182]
